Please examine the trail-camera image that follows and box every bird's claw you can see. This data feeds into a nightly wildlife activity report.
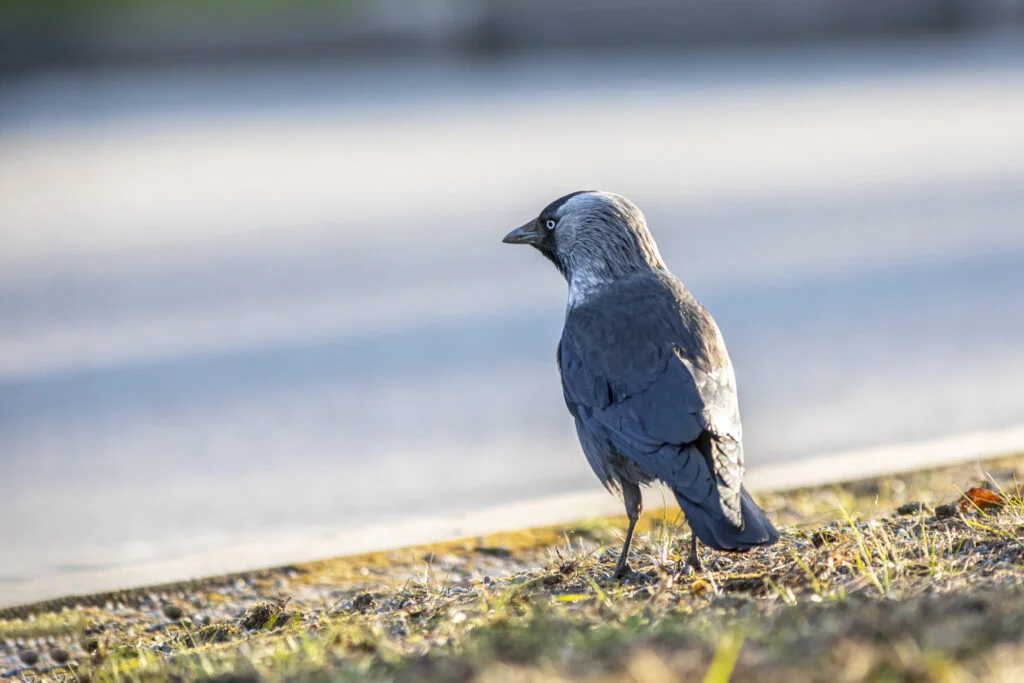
[676,555,703,577]
[613,562,634,580]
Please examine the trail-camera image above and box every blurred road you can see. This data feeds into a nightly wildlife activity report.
[2,37,1024,605]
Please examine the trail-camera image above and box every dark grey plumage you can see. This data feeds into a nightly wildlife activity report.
[503,191,778,576]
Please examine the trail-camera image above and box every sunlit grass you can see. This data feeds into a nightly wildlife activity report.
[2,454,1023,681]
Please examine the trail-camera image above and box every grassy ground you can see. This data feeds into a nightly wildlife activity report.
[2,455,1023,682]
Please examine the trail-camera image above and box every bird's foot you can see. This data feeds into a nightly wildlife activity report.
[676,553,703,576]
[613,561,633,580]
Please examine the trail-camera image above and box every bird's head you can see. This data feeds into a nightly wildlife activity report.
[502,191,666,299]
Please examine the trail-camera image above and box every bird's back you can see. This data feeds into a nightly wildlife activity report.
[560,269,778,550]
[563,270,733,402]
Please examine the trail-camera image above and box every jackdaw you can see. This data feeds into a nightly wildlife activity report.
[503,191,778,577]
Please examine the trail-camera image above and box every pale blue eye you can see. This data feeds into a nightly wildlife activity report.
[545,219,556,230]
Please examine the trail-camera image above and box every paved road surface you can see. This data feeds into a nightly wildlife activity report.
[2,37,1024,605]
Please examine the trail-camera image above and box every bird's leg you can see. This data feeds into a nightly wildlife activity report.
[614,482,642,579]
[686,530,703,573]
[613,517,637,579]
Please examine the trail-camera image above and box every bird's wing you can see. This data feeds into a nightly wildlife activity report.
[559,284,744,525]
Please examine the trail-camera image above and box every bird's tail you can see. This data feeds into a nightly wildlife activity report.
[674,485,779,552]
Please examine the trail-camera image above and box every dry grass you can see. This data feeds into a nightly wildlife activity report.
[2,455,1023,682]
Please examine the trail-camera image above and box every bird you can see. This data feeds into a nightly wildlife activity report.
[502,190,778,577]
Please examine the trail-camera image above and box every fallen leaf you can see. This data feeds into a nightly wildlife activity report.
[959,487,1004,512]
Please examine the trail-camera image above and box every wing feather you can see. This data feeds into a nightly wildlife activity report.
[558,273,745,526]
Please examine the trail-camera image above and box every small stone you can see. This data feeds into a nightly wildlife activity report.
[352,593,375,613]
[50,648,71,665]
[163,604,185,621]
[897,502,927,516]
[18,650,39,666]
[811,529,839,547]
[935,503,958,519]
[240,602,280,630]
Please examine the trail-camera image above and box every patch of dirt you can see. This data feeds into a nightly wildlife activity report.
[1,454,1021,681]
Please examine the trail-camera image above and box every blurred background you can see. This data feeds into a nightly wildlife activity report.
[2,1,1024,603]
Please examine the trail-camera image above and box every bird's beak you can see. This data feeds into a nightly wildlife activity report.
[502,220,543,245]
